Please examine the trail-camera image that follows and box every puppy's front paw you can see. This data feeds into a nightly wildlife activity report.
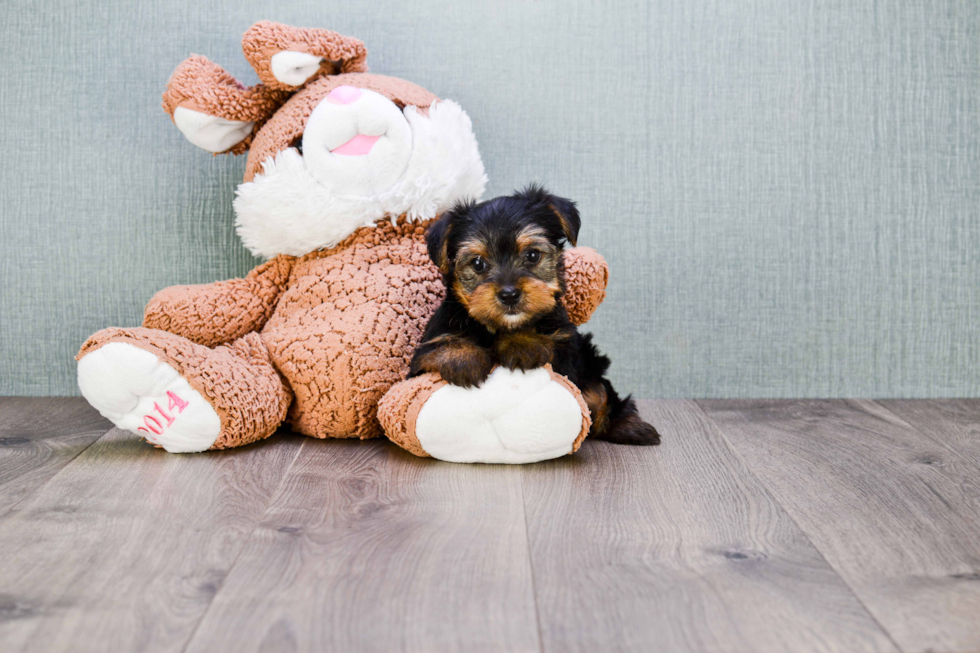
[496,331,554,371]
[412,337,495,388]
[439,351,495,388]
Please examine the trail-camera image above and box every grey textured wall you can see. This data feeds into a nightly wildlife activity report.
[1,0,978,397]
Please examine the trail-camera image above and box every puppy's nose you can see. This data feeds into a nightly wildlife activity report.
[326,85,362,105]
[497,286,522,307]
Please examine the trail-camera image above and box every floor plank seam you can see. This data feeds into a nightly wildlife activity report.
[519,469,546,653]
[0,422,115,521]
[178,437,308,653]
[692,400,906,653]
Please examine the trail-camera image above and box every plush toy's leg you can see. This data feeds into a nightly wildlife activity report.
[378,365,591,464]
[77,328,290,453]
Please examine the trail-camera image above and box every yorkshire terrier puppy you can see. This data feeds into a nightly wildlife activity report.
[409,186,660,446]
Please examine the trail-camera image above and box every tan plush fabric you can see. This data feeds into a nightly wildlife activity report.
[87,230,603,450]
[161,55,292,155]
[244,73,439,182]
[77,328,291,450]
[143,255,294,348]
[562,247,609,326]
[377,373,447,458]
[262,217,444,440]
[268,240,604,443]
[161,55,291,121]
[242,20,369,91]
[545,366,592,453]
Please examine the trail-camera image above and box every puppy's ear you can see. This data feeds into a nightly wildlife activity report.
[426,215,451,273]
[516,185,581,246]
[547,194,581,246]
[429,200,477,272]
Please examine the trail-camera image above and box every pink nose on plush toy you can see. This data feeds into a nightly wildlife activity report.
[326,85,362,105]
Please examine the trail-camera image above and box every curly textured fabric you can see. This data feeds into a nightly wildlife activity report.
[242,20,369,91]
[244,73,439,181]
[161,55,292,155]
[132,234,601,444]
[117,226,603,448]
[377,373,447,457]
[77,328,291,450]
[561,247,609,326]
[546,366,592,453]
[143,255,294,348]
[261,217,444,439]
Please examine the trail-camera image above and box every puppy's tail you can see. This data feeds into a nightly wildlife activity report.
[594,383,661,446]
[577,333,661,446]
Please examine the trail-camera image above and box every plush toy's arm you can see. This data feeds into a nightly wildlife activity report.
[142,255,294,348]
[379,365,592,463]
[561,247,609,326]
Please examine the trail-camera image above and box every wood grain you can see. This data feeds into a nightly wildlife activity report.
[876,399,980,466]
[700,399,980,653]
[0,427,302,653]
[0,397,112,518]
[3,399,976,652]
[184,439,540,653]
[521,399,895,653]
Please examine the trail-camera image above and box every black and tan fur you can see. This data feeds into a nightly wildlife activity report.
[409,185,660,446]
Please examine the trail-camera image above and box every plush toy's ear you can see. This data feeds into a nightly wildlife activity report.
[426,213,454,274]
[162,55,290,154]
[242,21,368,91]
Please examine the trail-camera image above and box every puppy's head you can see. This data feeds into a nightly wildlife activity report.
[427,185,581,330]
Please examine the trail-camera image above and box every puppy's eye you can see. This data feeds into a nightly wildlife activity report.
[525,249,541,264]
[471,257,487,273]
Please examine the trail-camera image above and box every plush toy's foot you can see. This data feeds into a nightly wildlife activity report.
[78,341,221,452]
[378,366,591,464]
[77,328,291,453]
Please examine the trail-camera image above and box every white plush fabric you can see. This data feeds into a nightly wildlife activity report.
[301,89,414,197]
[270,51,323,86]
[233,99,487,258]
[173,106,254,153]
[77,342,221,453]
[414,367,584,464]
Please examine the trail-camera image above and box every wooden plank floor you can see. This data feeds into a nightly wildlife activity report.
[699,400,980,653]
[0,397,977,653]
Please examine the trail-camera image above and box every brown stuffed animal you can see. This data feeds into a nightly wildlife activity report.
[76,22,608,462]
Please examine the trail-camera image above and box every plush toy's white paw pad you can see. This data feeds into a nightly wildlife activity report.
[77,342,221,453]
[415,367,584,464]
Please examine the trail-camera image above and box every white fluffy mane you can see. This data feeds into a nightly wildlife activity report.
[233,100,487,258]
